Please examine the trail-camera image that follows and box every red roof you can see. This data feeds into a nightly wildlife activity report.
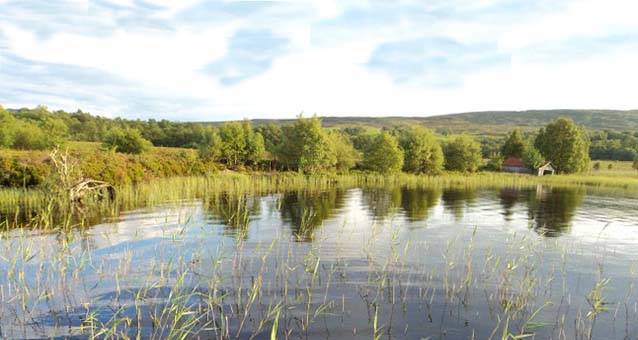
[503,157,526,167]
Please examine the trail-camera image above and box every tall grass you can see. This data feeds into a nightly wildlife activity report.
[2,171,638,230]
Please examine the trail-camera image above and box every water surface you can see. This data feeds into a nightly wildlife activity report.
[1,185,637,339]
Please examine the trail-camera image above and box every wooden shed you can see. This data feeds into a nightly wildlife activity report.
[502,157,555,176]
[536,162,555,176]
[503,157,532,174]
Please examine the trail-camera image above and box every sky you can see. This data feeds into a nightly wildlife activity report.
[1,0,638,121]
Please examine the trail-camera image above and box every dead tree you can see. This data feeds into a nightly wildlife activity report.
[50,148,116,204]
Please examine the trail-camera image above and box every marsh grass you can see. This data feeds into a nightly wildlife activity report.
[0,172,636,338]
[3,171,638,227]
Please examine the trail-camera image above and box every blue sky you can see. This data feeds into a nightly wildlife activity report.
[1,0,638,121]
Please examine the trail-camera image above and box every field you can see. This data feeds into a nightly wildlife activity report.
[247,109,638,135]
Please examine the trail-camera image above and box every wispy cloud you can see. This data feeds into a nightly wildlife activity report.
[368,37,509,87]
[203,29,289,85]
[1,0,638,120]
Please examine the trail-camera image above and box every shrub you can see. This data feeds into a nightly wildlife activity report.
[103,128,152,154]
[444,135,482,173]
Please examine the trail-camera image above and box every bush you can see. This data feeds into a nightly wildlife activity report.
[444,135,482,173]
[363,132,404,174]
[103,128,152,154]
[0,156,46,187]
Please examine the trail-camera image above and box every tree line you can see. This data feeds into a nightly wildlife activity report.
[0,105,607,174]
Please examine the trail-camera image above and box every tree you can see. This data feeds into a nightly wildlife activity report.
[501,129,526,158]
[0,106,16,148]
[328,131,360,172]
[521,144,544,169]
[363,132,404,174]
[399,127,444,175]
[103,127,152,154]
[256,124,283,161]
[198,127,223,161]
[280,115,336,173]
[245,131,266,165]
[219,122,247,168]
[535,118,590,173]
[12,121,50,150]
[444,135,482,172]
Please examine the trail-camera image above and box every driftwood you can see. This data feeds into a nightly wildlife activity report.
[49,148,116,204]
[69,179,116,203]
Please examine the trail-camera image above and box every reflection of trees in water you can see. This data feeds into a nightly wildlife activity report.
[279,189,346,241]
[499,187,527,221]
[527,186,585,237]
[205,193,262,238]
[441,188,478,219]
[361,187,402,221]
[400,187,441,222]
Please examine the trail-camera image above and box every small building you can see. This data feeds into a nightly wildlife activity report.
[503,157,532,174]
[536,162,555,176]
[502,157,555,176]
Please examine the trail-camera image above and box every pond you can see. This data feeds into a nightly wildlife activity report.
[1,185,638,339]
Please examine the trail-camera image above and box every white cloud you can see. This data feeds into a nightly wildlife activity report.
[1,0,638,120]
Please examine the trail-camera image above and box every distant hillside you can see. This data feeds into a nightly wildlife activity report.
[249,110,638,135]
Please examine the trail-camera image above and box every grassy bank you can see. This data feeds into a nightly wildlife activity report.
[3,171,638,217]
[1,141,216,187]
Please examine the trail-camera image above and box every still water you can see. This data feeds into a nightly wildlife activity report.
[1,185,638,339]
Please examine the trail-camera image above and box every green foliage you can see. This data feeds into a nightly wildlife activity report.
[444,135,482,173]
[485,154,504,171]
[1,106,66,150]
[103,127,152,154]
[399,127,444,175]
[593,162,601,171]
[279,115,336,173]
[328,131,360,172]
[0,156,46,187]
[363,132,404,174]
[197,128,222,161]
[219,122,247,167]
[535,118,590,173]
[245,124,266,165]
[0,106,16,148]
[214,121,265,168]
[522,145,544,169]
[501,129,526,158]
[255,124,283,161]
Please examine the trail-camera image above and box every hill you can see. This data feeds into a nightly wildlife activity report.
[249,110,638,135]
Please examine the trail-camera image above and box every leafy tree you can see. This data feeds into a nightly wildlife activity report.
[280,115,336,173]
[399,127,444,175]
[444,135,482,172]
[256,124,283,161]
[0,106,16,148]
[246,130,266,164]
[535,118,590,173]
[501,129,526,158]
[485,154,504,171]
[103,127,152,154]
[198,127,223,161]
[328,131,360,172]
[219,122,247,168]
[521,144,544,169]
[363,132,404,174]
[212,121,265,168]
[12,121,50,150]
